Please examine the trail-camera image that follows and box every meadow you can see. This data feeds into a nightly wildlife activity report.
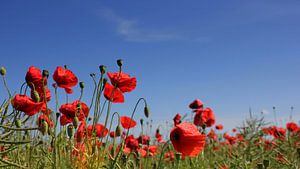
[0,60,299,169]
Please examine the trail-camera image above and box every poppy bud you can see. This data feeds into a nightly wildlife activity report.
[40,120,48,135]
[76,103,81,112]
[0,67,6,76]
[144,106,150,118]
[99,65,106,74]
[115,125,122,137]
[257,163,263,169]
[140,119,144,126]
[79,81,84,89]
[73,116,79,129]
[117,59,123,67]
[56,112,60,119]
[32,90,40,102]
[90,73,95,77]
[64,65,68,69]
[156,128,160,134]
[88,117,92,121]
[42,70,49,79]
[67,125,74,138]
[263,159,269,168]
[15,119,22,128]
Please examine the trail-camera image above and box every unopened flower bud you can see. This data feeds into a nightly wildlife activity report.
[42,70,49,78]
[79,82,84,89]
[115,125,122,137]
[67,125,74,138]
[40,121,48,135]
[56,112,60,119]
[156,128,160,134]
[117,59,123,67]
[90,73,95,77]
[32,90,40,102]
[0,67,6,76]
[64,65,68,69]
[15,119,22,128]
[140,119,144,126]
[73,116,79,128]
[76,103,81,112]
[144,106,150,118]
[263,159,270,168]
[99,65,106,74]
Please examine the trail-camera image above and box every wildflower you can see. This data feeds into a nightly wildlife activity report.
[87,124,108,138]
[189,99,204,109]
[193,107,215,127]
[138,135,150,145]
[120,116,137,129]
[104,72,136,103]
[59,100,89,125]
[53,66,78,94]
[215,124,223,130]
[173,113,181,126]
[12,94,44,116]
[170,122,206,157]
[286,122,299,133]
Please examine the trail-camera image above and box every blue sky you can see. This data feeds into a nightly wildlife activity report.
[1,0,300,133]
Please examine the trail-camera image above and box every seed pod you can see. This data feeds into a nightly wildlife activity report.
[67,125,74,138]
[144,106,150,118]
[99,65,106,74]
[73,116,79,129]
[32,90,40,102]
[15,119,22,128]
[0,67,6,76]
[79,81,84,89]
[40,121,48,135]
[117,59,123,67]
[115,125,122,137]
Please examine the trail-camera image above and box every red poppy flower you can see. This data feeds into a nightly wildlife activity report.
[37,114,54,128]
[109,131,116,138]
[138,135,150,145]
[223,133,236,145]
[193,107,215,127]
[164,151,175,162]
[207,129,217,141]
[262,126,286,140]
[120,116,137,129]
[143,145,158,156]
[173,113,181,126]
[215,124,223,130]
[286,122,299,133]
[107,72,136,93]
[30,86,51,102]
[232,128,237,132]
[189,99,204,109]
[12,94,44,116]
[53,66,78,94]
[25,66,47,88]
[59,100,89,126]
[170,122,206,157]
[87,124,108,138]
[124,135,139,151]
[103,83,124,103]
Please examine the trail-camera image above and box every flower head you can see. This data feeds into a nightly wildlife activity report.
[53,66,78,94]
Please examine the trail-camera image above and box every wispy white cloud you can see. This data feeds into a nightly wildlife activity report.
[98,8,207,43]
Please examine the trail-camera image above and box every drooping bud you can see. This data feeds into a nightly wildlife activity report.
[32,90,40,102]
[99,65,106,74]
[79,81,84,89]
[115,125,122,137]
[144,106,150,118]
[40,121,48,135]
[67,125,74,138]
[73,116,79,129]
[42,70,49,79]
[0,67,6,76]
[140,119,144,126]
[15,119,22,128]
[263,159,269,168]
[117,59,123,67]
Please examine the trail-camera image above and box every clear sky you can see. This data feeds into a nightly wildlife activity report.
[1,0,300,132]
